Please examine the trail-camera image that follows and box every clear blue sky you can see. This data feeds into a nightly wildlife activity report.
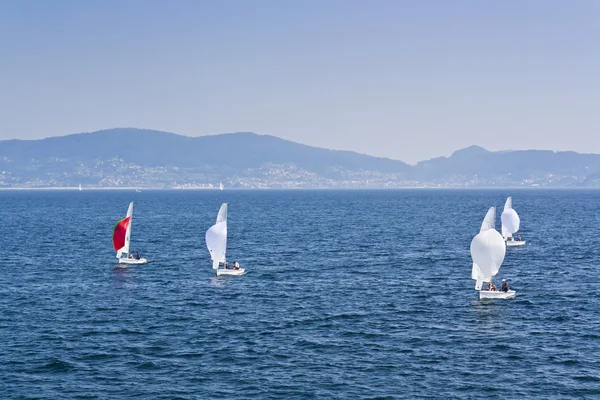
[0,0,598,164]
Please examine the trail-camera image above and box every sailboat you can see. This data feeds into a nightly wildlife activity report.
[501,196,525,247]
[219,182,224,191]
[113,201,148,265]
[78,184,82,191]
[471,207,516,299]
[205,203,245,276]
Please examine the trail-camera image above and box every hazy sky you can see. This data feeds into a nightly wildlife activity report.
[0,0,598,164]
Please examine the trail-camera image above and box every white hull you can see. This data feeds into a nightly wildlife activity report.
[506,240,526,247]
[479,290,516,299]
[216,268,245,276]
[118,257,148,265]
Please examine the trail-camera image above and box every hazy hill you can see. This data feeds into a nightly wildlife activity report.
[412,145,600,185]
[2,128,600,188]
[0,128,409,187]
[0,128,410,173]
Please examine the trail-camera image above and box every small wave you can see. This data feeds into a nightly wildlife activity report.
[34,358,75,373]
[572,375,600,382]
[558,359,579,366]
[118,328,148,335]
[136,361,160,370]
[79,352,118,361]
[581,333,600,339]
[173,352,204,359]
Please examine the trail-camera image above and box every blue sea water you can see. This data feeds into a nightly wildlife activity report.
[0,189,599,399]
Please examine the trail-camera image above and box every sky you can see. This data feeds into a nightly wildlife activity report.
[0,0,598,164]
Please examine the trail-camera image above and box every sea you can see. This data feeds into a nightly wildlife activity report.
[0,189,599,399]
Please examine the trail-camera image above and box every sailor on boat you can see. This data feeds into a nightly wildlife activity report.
[487,282,497,291]
[232,261,240,270]
[135,250,141,260]
[501,279,509,292]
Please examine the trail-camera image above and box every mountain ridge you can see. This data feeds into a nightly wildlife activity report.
[1,128,599,188]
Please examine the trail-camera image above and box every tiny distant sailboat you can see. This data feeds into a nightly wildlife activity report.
[501,196,525,247]
[219,182,224,191]
[205,203,245,276]
[136,189,142,193]
[78,184,82,191]
[471,207,515,299]
[113,201,148,265]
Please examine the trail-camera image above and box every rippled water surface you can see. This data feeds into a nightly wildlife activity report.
[1,189,599,399]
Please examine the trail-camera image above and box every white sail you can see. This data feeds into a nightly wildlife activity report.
[219,182,224,191]
[78,184,82,191]
[501,197,520,239]
[504,196,513,211]
[473,269,484,290]
[206,203,228,269]
[470,229,506,284]
[480,206,496,232]
[117,202,134,258]
[216,203,227,224]
[471,262,484,289]
[472,207,504,289]
[501,209,520,238]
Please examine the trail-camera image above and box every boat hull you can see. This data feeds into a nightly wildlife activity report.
[479,290,516,299]
[216,268,246,276]
[506,240,526,247]
[118,257,148,265]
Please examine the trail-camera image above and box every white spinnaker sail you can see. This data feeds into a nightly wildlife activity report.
[501,197,520,239]
[117,202,134,258]
[501,209,520,238]
[472,207,498,288]
[470,229,506,288]
[206,203,228,269]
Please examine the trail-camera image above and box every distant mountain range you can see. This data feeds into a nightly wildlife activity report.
[1,128,599,188]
